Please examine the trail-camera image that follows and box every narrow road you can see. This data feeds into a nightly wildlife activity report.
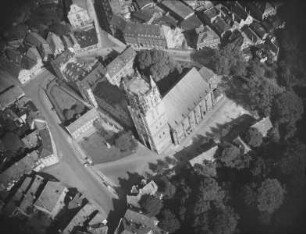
[22,70,116,217]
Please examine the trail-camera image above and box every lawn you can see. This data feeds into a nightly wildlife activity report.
[80,132,132,164]
[47,83,86,123]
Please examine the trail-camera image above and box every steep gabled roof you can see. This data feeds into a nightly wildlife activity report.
[163,67,210,128]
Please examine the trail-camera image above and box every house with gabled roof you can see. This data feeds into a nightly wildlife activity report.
[34,180,68,218]
[105,46,136,87]
[68,0,94,29]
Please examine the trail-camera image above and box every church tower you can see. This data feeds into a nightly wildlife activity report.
[124,74,172,154]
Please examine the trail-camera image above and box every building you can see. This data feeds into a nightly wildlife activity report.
[0,151,40,191]
[34,181,68,218]
[211,16,231,38]
[5,48,22,64]
[66,108,100,141]
[21,130,39,149]
[15,175,45,216]
[115,209,163,234]
[160,0,194,21]
[249,22,268,40]
[37,127,59,169]
[228,2,253,29]
[196,25,220,50]
[68,0,94,29]
[124,75,172,153]
[201,7,220,24]
[0,85,25,110]
[95,0,113,33]
[250,117,273,137]
[163,68,213,145]
[123,22,167,50]
[105,46,136,87]
[124,67,217,153]
[47,32,65,56]
[24,32,48,48]
[18,47,44,84]
[1,176,33,216]
[50,49,75,80]
[243,1,277,21]
[76,62,106,107]
[93,80,134,128]
[240,25,262,50]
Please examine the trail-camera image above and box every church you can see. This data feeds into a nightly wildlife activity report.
[123,66,221,154]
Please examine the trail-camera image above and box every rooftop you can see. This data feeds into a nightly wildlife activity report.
[0,151,40,190]
[19,175,45,215]
[250,117,273,137]
[197,25,220,45]
[180,14,202,31]
[123,22,164,39]
[106,46,136,79]
[77,62,106,89]
[125,75,150,95]
[24,32,48,47]
[163,68,210,128]
[160,0,194,20]
[124,209,158,229]
[212,16,231,36]
[66,108,99,135]
[0,85,25,110]
[34,180,66,213]
[249,22,267,39]
[204,7,220,20]
[38,128,53,158]
[74,27,98,48]
[134,0,154,9]
[110,15,127,31]
[241,25,260,44]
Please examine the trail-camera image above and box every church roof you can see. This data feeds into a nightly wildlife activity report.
[163,67,210,128]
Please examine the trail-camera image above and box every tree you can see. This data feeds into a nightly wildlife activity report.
[158,209,181,233]
[114,131,137,152]
[72,103,85,115]
[139,195,163,217]
[218,143,251,169]
[257,178,285,214]
[63,108,75,121]
[136,49,177,81]
[1,132,24,154]
[210,206,239,234]
[272,90,304,125]
[244,127,263,148]
[49,22,71,36]
[156,177,176,199]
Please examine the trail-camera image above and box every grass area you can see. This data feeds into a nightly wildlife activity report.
[80,132,132,164]
[47,83,86,123]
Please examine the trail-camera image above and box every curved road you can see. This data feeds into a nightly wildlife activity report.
[23,70,116,217]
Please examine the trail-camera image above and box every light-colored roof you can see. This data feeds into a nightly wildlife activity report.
[72,0,89,11]
[189,145,218,166]
[66,108,98,134]
[34,181,66,213]
[126,75,150,95]
[0,86,25,110]
[163,67,210,128]
[250,117,273,137]
[106,47,136,79]
[161,0,194,19]
[197,25,220,46]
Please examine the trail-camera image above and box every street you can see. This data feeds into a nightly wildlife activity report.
[22,70,117,218]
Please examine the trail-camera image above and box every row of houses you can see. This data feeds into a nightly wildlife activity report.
[0,118,59,191]
[0,174,108,234]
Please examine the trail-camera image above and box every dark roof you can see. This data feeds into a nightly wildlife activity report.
[0,151,39,190]
[204,7,220,20]
[249,22,267,39]
[134,0,153,9]
[153,14,178,27]
[212,16,231,36]
[93,80,126,105]
[132,9,154,23]
[123,22,164,39]
[24,32,48,47]
[39,128,53,158]
[5,49,22,64]
[74,27,98,48]
[163,67,210,128]
[180,14,202,31]
[77,62,106,89]
[0,85,25,110]
[241,25,260,44]
[231,2,248,21]
[160,0,194,20]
